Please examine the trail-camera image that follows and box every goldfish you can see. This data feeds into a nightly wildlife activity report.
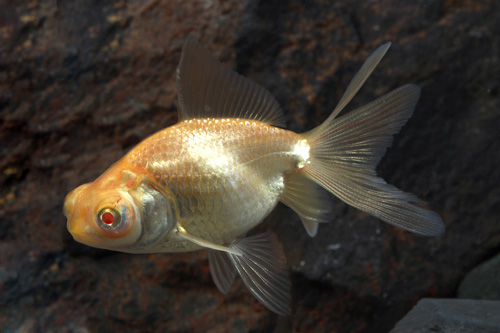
[63,37,444,315]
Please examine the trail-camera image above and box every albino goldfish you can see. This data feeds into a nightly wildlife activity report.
[64,38,444,315]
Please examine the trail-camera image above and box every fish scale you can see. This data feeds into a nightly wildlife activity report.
[128,118,305,245]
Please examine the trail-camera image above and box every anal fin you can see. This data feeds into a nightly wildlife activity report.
[281,172,333,237]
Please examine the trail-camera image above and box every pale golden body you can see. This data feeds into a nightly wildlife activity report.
[128,118,306,251]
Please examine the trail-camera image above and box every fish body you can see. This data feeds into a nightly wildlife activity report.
[64,38,444,315]
[133,118,304,251]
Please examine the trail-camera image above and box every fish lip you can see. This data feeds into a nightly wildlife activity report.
[69,228,92,245]
[64,183,91,240]
[66,214,99,247]
[64,183,90,218]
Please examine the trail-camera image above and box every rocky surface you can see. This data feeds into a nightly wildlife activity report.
[458,252,500,300]
[391,299,500,333]
[1,0,500,332]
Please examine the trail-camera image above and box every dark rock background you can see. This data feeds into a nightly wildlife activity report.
[391,299,500,333]
[1,0,499,332]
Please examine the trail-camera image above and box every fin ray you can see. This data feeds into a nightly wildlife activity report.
[176,37,286,127]
[175,226,243,255]
[281,172,333,237]
[326,42,391,122]
[228,233,291,316]
[208,250,236,295]
[304,84,445,236]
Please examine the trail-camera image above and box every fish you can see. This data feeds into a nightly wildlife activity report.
[63,37,444,316]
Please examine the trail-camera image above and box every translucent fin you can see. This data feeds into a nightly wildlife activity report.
[325,42,391,122]
[176,37,286,127]
[304,85,445,236]
[281,172,333,237]
[301,220,318,238]
[175,226,242,255]
[228,233,291,316]
[208,250,236,295]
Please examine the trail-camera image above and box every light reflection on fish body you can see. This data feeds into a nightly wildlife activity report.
[64,38,444,315]
[130,118,304,250]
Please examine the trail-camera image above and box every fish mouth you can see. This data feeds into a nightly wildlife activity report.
[64,183,91,241]
[64,184,90,219]
[64,183,115,249]
[69,227,97,246]
[66,210,101,248]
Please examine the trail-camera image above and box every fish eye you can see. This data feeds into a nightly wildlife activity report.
[91,191,139,241]
[97,208,121,229]
[94,203,135,239]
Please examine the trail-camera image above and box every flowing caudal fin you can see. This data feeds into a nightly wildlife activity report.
[302,83,444,236]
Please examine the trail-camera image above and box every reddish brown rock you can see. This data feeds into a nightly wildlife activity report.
[1,0,500,331]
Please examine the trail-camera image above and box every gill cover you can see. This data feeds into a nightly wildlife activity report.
[99,170,177,252]
[124,171,178,251]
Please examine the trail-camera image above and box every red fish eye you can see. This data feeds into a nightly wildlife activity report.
[101,211,115,224]
[97,208,121,228]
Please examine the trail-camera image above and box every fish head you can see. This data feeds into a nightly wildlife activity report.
[64,168,176,253]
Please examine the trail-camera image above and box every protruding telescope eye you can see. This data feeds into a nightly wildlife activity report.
[97,207,122,229]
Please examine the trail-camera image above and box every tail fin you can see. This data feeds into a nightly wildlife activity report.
[301,45,444,236]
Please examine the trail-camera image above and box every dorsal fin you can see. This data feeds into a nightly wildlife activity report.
[175,37,286,127]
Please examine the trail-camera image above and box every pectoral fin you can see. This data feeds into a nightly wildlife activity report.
[227,233,291,316]
[175,226,243,256]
